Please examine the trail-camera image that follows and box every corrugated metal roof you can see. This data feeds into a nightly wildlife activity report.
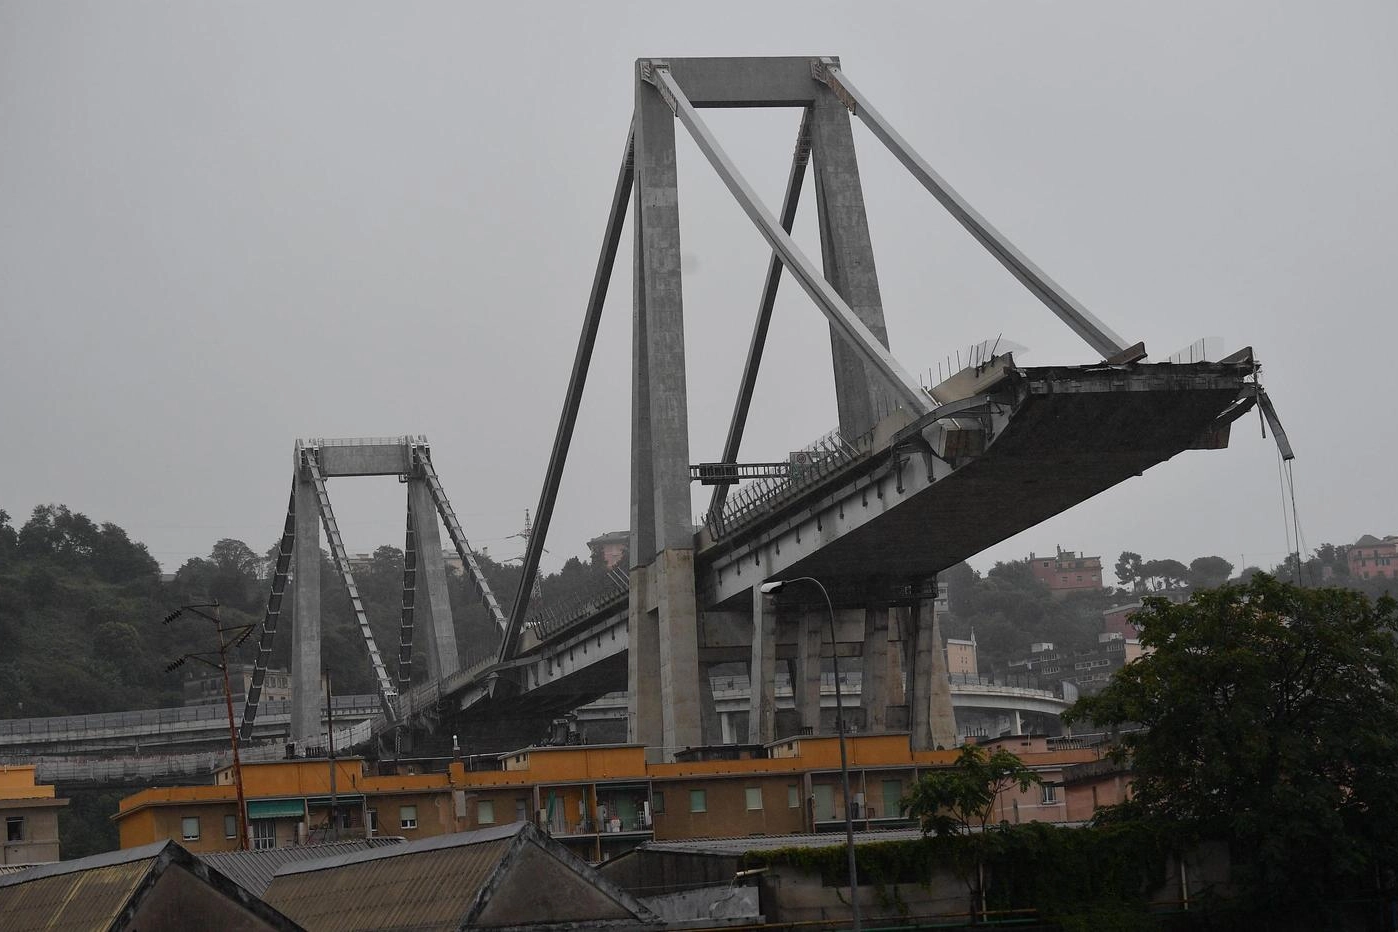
[201,837,404,897]
[0,854,157,931]
[637,828,927,856]
[0,840,167,889]
[0,864,41,877]
[266,837,514,932]
[274,821,526,877]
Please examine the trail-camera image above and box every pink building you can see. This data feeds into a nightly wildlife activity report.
[1029,548,1103,597]
[587,531,630,570]
[1349,534,1398,580]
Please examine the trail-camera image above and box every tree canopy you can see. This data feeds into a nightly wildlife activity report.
[1065,575,1398,913]
[902,744,1042,837]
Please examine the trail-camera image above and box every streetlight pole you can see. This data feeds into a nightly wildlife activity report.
[164,601,256,851]
[761,577,861,932]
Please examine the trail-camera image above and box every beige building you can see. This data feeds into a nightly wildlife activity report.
[945,632,978,676]
[185,664,292,708]
[0,765,67,865]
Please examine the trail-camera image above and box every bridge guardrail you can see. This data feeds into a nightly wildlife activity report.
[524,568,629,640]
[700,429,862,540]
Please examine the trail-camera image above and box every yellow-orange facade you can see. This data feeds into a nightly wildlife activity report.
[114,734,1109,859]
[1,765,69,865]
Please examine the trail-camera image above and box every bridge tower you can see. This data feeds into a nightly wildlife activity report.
[627,58,901,754]
[240,436,506,746]
[488,56,1276,762]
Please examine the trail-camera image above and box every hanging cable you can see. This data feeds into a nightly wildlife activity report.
[1286,459,1306,586]
[1276,449,1294,579]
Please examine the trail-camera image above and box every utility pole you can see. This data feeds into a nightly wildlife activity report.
[325,667,338,841]
[164,601,256,851]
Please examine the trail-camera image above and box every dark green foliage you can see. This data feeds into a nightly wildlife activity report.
[740,821,1172,929]
[902,744,1041,836]
[1115,551,1144,590]
[59,790,124,859]
[1066,576,1398,921]
[0,503,623,716]
[1186,555,1233,589]
[939,560,1117,676]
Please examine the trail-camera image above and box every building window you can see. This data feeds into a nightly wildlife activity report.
[1041,784,1057,805]
[400,805,418,830]
[224,815,237,839]
[367,809,378,836]
[812,784,835,821]
[882,780,904,818]
[6,817,23,842]
[478,800,495,824]
[652,792,665,815]
[181,816,200,841]
[745,787,763,811]
[787,785,800,809]
[689,790,707,813]
[252,820,275,851]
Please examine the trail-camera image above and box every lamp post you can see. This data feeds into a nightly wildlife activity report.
[760,577,860,932]
[164,601,256,851]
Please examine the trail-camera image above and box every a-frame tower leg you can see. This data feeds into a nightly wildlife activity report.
[407,477,460,681]
[811,84,893,441]
[628,65,702,756]
[290,459,322,744]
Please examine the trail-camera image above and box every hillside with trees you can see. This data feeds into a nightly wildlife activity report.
[938,542,1393,679]
[0,504,620,718]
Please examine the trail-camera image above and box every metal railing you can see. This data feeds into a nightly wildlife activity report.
[524,568,629,640]
[0,695,383,747]
[699,429,862,539]
[304,435,420,448]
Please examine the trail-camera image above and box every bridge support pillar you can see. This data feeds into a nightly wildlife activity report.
[860,604,890,732]
[655,549,702,754]
[748,583,777,745]
[795,610,824,734]
[910,586,957,750]
[811,82,892,441]
[290,470,323,745]
[406,478,460,681]
[626,71,703,760]
[627,567,662,749]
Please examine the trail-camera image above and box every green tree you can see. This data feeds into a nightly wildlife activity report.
[1114,551,1143,590]
[1186,555,1233,589]
[1065,576,1398,920]
[902,744,1042,920]
[1140,558,1188,590]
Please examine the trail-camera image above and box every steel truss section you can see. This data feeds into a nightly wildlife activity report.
[810,58,1130,360]
[302,447,400,720]
[412,442,507,631]
[642,61,934,419]
[238,484,296,740]
[398,505,417,693]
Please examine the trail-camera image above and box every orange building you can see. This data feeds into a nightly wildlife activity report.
[114,734,1108,861]
[1,765,68,865]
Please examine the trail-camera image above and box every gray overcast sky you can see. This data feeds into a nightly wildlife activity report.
[2,1,1394,579]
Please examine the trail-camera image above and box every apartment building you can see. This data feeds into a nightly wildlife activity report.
[0,765,68,865]
[114,734,1103,861]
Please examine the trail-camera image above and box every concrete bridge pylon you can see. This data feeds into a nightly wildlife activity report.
[240,436,507,747]
[482,56,1276,764]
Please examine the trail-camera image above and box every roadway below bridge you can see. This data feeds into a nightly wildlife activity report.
[9,676,1069,788]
